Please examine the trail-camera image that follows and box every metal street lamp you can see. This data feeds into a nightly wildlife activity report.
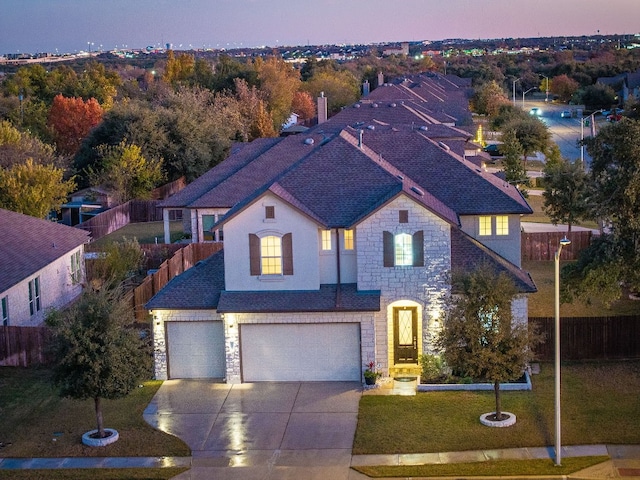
[540,74,549,102]
[523,87,536,108]
[512,78,521,105]
[580,109,604,167]
[554,236,571,467]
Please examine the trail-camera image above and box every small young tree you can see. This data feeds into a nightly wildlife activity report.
[437,264,539,421]
[46,287,152,439]
[542,157,589,233]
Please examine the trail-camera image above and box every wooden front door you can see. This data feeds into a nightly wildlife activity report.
[393,306,418,364]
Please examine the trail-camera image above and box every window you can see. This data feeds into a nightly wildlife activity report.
[70,250,82,284]
[479,216,492,236]
[28,277,41,316]
[496,215,509,236]
[383,231,424,267]
[344,229,354,250]
[202,214,216,241]
[399,210,409,224]
[321,230,332,251]
[261,236,282,274]
[1,296,8,326]
[249,233,293,276]
[394,233,413,266]
[265,206,275,219]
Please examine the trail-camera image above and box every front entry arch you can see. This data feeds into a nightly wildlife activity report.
[393,306,418,364]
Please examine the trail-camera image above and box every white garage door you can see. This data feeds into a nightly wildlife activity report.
[167,321,225,379]
[241,323,361,381]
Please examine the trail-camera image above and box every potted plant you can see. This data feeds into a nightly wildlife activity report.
[363,361,381,385]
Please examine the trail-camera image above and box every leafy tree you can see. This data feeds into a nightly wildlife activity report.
[0,158,75,218]
[550,74,579,102]
[211,55,257,93]
[291,90,316,123]
[46,287,152,439]
[90,140,164,203]
[472,80,510,116]
[163,50,195,86]
[0,120,57,168]
[437,264,538,421]
[542,157,589,232]
[88,237,145,290]
[564,118,640,304]
[575,83,617,111]
[302,70,360,115]
[234,78,276,139]
[254,57,300,131]
[500,129,527,192]
[47,94,103,155]
[503,114,551,168]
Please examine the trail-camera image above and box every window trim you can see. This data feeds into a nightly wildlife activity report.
[1,296,8,326]
[479,216,492,236]
[321,229,332,251]
[70,250,82,284]
[249,232,293,276]
[383,231,424,267]
[496,215,509,236]
[28,277,41,316]
[343,229,354,251]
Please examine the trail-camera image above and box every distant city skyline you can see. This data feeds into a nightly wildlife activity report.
[1,0,637,54]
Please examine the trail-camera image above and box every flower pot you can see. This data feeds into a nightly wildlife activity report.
[364,376,376,385]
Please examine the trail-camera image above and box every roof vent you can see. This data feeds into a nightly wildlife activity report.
[304,138,314,145]
[367,125,375,130]
[411,186,424,196]
[354,103,361,108]
[438,141,450,151]
[419,125,428,131]
[397,174,404,180]
[372,103,378,108]
[390,103,397,107]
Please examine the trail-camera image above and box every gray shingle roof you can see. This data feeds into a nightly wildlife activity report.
[145,249,225,310]
[0,209,90,293]
[450,227,537,293]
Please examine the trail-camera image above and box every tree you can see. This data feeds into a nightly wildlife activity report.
[542,157,589,232]
[503,114,551,169]
[550,74,579,102]
[564,118,640,304]
[254,57,301,131]
[0,158,75,218]
[46,287,152,439]
[0,120,59,169]
[576,83,616,111]
[291,90,316,123]
[90,141,164,203]
[437,265,538,421]
[48,94,103,155]
[471,80,510,116]
[88,237,145,290]
[163,50,195,86]
[500,129,527,192]
[234,78,277,139]
[302,70,361,115]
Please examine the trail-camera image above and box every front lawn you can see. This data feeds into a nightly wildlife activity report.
[353,360,640,454]
[0,368,190,458]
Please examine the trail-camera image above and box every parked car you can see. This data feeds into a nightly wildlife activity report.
[607,113,622,122]
[482,143,504,157]
[529,107,541,116]
[560,110,572,118]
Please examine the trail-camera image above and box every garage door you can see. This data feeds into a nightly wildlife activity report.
[240,323,361,381]
[167,321,225,379]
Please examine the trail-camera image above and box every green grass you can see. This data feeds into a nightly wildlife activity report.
[0,368,190,458]
[353,456,609,478]
[0,469,189,480]
[90,221,185,248]
[524,260,640,317]
[353,360,640,455]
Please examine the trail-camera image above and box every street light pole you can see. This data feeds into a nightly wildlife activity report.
[540,75,549,102]
[523,87,536,108]
[554,236,571,467]
[512,78,521,105]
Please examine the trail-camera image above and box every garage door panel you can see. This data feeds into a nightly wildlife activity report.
[167,321,225,379]
[241,323,360,382]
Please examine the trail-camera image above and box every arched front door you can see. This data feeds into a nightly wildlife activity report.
[393,306,418,364]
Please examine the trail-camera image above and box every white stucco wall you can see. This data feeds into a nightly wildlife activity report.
[318,229,357,284]
[222,193,321,291]
[459,214,523,266]
[1,246,85,327]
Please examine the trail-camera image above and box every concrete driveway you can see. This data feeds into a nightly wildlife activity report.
[143,380,364,479]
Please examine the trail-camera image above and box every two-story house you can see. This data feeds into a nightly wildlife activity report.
[1,208,90,326]
[146,73,536,383]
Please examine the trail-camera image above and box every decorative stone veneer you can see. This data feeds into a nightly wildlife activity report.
[151,309,220,380]
[223,311,375,384]
[356,196,452,374]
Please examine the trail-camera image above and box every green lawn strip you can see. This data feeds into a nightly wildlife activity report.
[353,360,640,454]
[0,468,189,480]
[89,221,185,248]
[0,368,190,458]
[352,456,609,478]
[524,260,640,317]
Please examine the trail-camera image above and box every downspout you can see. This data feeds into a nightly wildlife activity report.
[335,228,342,309]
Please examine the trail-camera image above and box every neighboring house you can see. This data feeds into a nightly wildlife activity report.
[59,186,116,226]
[147,72,536,383]
[1,208,90,326]
[597,68,640,104]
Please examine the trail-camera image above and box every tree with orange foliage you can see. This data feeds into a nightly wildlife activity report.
[291,91,316,123]
[48,94,103,155]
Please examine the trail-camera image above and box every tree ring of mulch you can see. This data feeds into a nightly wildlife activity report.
[81,428,119,447]
[480,412,516,427]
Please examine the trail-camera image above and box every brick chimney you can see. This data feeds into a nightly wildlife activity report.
[317,92,328,124]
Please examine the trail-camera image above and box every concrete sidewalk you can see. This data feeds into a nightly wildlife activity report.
[0,456,191,469]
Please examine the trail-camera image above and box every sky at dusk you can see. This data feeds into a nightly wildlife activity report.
[1,0,637,54]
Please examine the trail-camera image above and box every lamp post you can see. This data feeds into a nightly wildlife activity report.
[540,74,549,102]
[512,78,521,105]
[580,110,603,167]
[554,236,571,467]
[523,87,536,108]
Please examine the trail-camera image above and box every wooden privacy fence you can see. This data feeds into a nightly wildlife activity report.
[128,242,222,320]
[530,315,640,361]
[0,326,53,367]
[521,230,594,261]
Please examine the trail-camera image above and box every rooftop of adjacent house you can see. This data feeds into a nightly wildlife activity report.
[0,208,90,293]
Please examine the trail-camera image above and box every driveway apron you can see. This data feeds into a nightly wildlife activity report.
[143,380,363,480]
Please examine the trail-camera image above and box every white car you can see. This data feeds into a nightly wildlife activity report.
[529,107,541,116]
[560,110,571,118]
